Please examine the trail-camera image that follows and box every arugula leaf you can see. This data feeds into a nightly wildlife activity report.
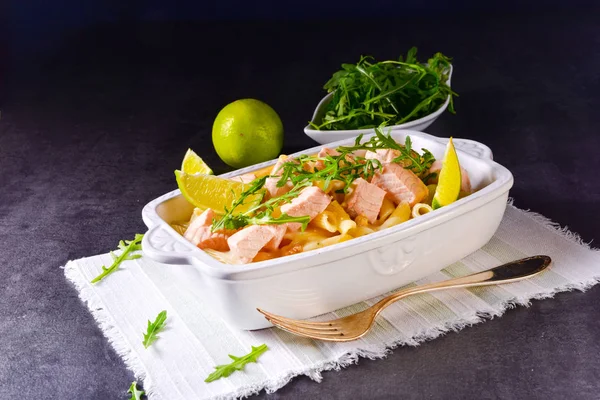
[90,234,144,283]
[205,344,269,383]
[314,47,457,131]
[128,381,145,400]
[142,310,167,349]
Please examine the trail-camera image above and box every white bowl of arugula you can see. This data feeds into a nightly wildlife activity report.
[304,48,456,145]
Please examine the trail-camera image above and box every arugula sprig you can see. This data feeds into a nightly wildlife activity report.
[211,179,311,232]
[338,128,436,176]
[205,344,269,383]
[312,47,457,131]
[276,152,381,193]
[90,234,144,283]
[142,310,167,349]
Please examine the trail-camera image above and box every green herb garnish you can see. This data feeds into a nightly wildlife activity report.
[127,381,145,400]
[90,234,144,283]
[205,344,269,383]
[211,129,434,232]
[311,47,457,131]
[212,179,311,232]
[278,128,435,191]
[276,151,381,193]
[142,310,167,349]
[338,128,436,176]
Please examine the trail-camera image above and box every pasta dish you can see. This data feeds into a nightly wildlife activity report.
[177,131,471,264]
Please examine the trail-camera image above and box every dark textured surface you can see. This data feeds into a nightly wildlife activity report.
[2,10,600,400]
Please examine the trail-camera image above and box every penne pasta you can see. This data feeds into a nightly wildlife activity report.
[253,251,279,262]
[355,215,370,227]
[279,242,304,257]
[302,234,353,251]
[339,219,357,235]
[310,210,338,233]
[324,200,357,234]
[375,197,395,225]
[283,227,335,242]
[412,203,434,218]
[378,202,411,230]
[348,225,376,238]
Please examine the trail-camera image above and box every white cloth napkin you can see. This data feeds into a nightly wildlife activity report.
[64,202,600,400]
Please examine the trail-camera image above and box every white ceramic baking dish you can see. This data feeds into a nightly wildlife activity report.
[141,130,511,330]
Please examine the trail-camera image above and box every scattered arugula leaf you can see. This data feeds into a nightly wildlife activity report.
[142,310,167,349]
[205,344,269,383]
[128,381,145,400]
[90,234,144,283]
[312,47,457,131]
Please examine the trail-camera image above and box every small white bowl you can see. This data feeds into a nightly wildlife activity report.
[304,65,453,145]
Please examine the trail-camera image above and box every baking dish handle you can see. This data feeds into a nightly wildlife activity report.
[142,224,197,265]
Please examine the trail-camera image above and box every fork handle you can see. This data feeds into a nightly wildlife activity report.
[374,255,551,314]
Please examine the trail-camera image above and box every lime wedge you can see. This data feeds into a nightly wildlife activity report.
[432,138,462,210]
[181,149,213,175]
[175,170,263,214]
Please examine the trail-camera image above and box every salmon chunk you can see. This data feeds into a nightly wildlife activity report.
[280,186,332,230]
[365,149,401,164]
[265,178,294,200]
[228,225,276,264]
[265,155,294,199]
[344,178,386,224]
[231,173,256,184]
[265,177,294,199]
[371,163,428,207]
[314,147,339,171]
[319,147,341,158]
[263,224,287,251]
[184,208,231,251]
[428,160,472,194]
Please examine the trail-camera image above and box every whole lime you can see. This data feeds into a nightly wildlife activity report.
[212,99,284,169]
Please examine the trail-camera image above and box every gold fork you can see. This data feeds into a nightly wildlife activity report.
[257,255,551,342]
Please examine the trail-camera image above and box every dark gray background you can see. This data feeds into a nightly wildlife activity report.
[2,5,600,399]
